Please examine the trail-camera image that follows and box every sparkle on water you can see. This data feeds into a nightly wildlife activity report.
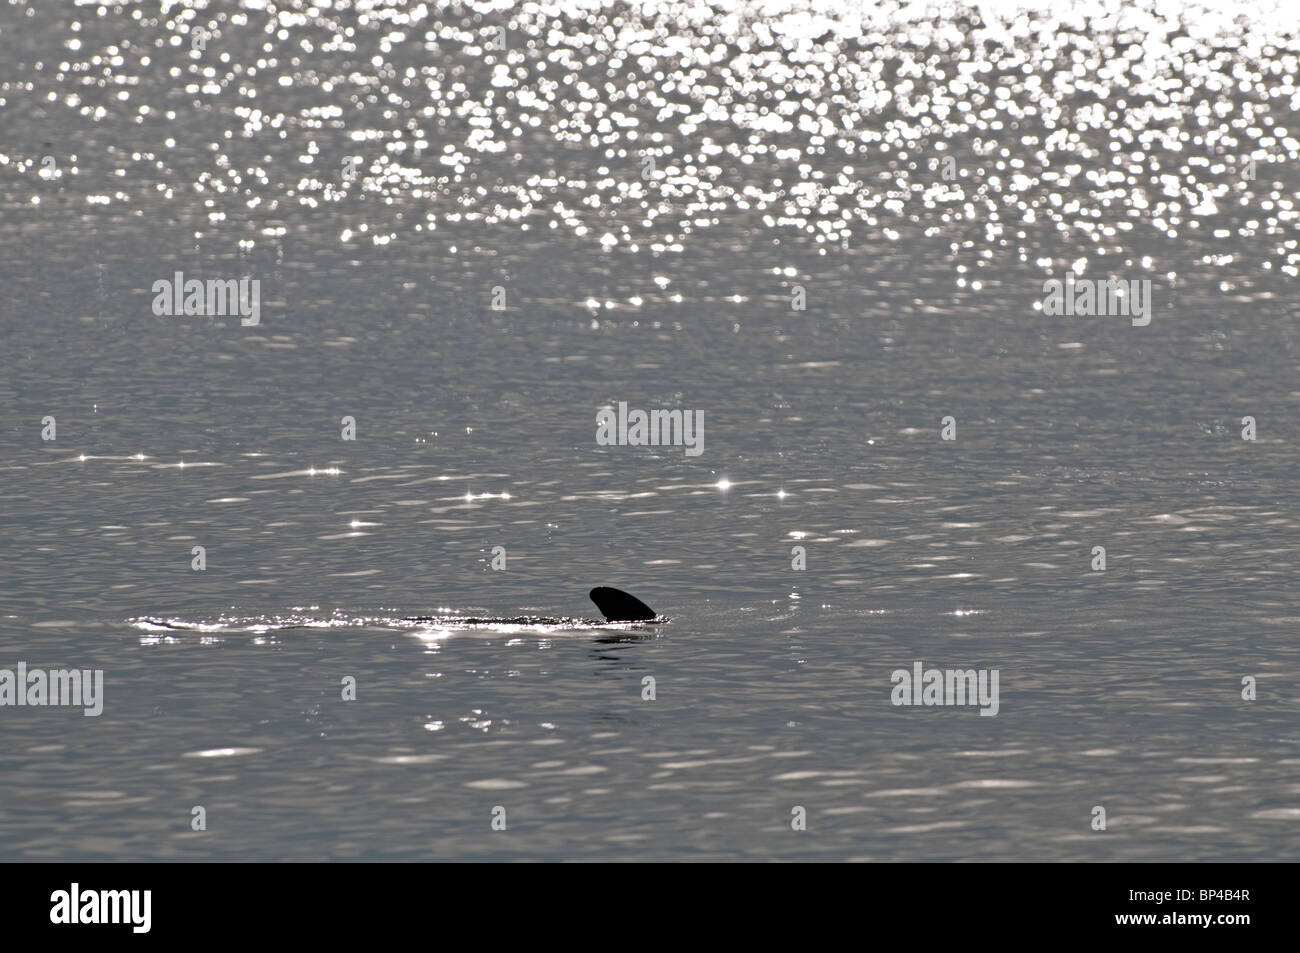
[2,0,1296,295]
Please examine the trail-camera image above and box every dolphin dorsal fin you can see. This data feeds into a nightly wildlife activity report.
[589,587,658,622]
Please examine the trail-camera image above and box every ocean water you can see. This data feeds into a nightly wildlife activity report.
[1,0,1299,861]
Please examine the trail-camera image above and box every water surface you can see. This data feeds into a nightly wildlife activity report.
[1,0,1298,861]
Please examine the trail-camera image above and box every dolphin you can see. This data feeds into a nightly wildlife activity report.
[134,588,665,632]
[405,587,664,626]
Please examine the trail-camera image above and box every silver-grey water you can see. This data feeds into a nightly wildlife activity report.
[1,0,1298,861]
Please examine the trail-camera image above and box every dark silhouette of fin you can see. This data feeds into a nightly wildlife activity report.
[588,587,659,622]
